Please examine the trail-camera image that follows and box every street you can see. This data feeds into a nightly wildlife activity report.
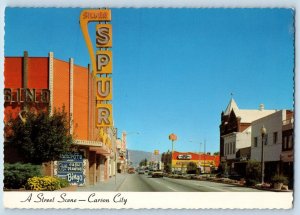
[115,174,266,192]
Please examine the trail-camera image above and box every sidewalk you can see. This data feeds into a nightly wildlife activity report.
[77,173,128,192]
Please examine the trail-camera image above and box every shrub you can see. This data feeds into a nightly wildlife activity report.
[245,160,261,186]
[271,174,288,185]
[25,176,69,191]
[4,163,42,189]
[57,177,70,188]
[246,179,259,186]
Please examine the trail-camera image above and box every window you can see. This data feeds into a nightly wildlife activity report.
[288,135,293,149]
[254,137,258,147]
[233,142,236,154]
[283,136,288,150]
[264,134,268,145]
[273,132,278,144]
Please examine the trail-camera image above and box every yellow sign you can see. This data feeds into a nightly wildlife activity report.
[79,9,111,74]
[96,77,112,100]
[96,50,112,74]
[96,24,112,48]
[96,104,113,127]
[154,150,159,155]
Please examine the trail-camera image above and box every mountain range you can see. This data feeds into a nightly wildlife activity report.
[127,149,162,167]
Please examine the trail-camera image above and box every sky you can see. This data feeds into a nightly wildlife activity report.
[4,8,294,154]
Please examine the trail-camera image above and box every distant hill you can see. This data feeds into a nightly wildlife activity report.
[127,149,161,167]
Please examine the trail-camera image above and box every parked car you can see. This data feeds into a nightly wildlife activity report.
[215,173,229,178]
[152,171,163,178]
[128,167,135,174]
[138,169,145,174]
[228,173,243,181]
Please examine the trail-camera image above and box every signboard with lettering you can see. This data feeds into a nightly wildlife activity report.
[96,103,113,127]
[96,77,112,100]
[54,152,86,185]
[4,88,50,103]
[177,154,192,160]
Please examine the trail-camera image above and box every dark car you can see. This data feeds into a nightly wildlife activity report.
[216,173,229,178]
[228,173,243,181]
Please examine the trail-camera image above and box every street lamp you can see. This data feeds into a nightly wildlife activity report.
[261,125,267,184]
[203,139,206,174]
[169,133,177,174]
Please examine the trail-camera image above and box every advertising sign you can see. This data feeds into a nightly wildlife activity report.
[96,103,113,127]
[54,152,86,185]
[177,154,192,160]
[96,50,112,74]
[79,9,111,74]
[96,77,112,100]
[96,24,112,48]
[121,132,127,152]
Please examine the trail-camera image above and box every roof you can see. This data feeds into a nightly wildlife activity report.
[223,98,277,123]
[224,98,239,115]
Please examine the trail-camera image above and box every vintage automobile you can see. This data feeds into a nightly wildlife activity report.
[128,167,135,174]
[152,171,163,178]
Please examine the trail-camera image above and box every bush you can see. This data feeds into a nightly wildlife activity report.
[246,179,259,186]
[25,176,69,191]
[57,177,70,188]
[4,163,42,189]
[245,160,261,186]
[271,174,288,185]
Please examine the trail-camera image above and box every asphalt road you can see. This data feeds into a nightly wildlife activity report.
[117,173,267,192]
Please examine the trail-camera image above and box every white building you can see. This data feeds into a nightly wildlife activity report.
[220,98,277,174]
[223,126,252,161]
[251,110,292,181]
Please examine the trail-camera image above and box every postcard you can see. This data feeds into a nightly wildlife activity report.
[2,5,295,210]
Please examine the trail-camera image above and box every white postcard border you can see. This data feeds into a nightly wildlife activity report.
[3,191,293,209]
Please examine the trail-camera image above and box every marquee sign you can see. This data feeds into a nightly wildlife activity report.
[4,88,50,104]
[80,9,113,128]
[79,9,111,74]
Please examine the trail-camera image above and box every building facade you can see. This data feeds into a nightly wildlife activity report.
[219,98,276,173]
[4,51,117,186]
[171,151,220,173]
[251,110,294,185]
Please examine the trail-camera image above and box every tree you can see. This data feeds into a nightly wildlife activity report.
[139,158,148,167]
[213,152,220,155]
[187,162,198,174]
[7,108,73,164]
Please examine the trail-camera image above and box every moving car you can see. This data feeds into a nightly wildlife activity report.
[138,169,145,174]
[128,167,135,174]
[152,171,163,178]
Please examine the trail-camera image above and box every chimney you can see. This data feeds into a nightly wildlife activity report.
[259,104,264,111]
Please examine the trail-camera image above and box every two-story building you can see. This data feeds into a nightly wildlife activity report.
[220,98,276,174]
[251,110,294,185]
